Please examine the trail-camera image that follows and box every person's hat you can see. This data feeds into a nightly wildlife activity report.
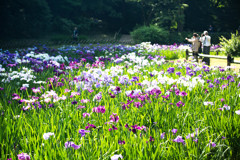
[203,31,208,35]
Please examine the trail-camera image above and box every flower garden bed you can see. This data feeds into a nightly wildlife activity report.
[0,43,239,159]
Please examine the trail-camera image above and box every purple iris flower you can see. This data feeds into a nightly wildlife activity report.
[186,134,191,139]
[82,112,90,117]
[209,140,216,147]
[180,91,187,97]
[167,67,175,74]
[109,125,118,131]
[198,74,203,78]
[208,83,214,88]
[187,72,194,77]
[92,106,105,113]
[77,106,85,109]
[18,99,24,104]
[230,78,235,82]
[110,113,119,123]
[148,55,154,60]
[146,136,154,143]
[122,103,128,110]
[171,129,178,134]
[221,85,227,90]
[65,141,81,149]
[49,104,54,108]
[85,123,96,130]
[114,58,123,63]
[211,142,216,147]
[17,153,30,160]
[134,102,142,108]
[109,92,116,98]
[176,101,185,107]
[118,140,125,145]
[175,72,181,76]
[173,136,185,144]
[162,95,170,100]
[93,92,102,101]
[115,86,121,92]
[161,132,165,139]
[227,75,232,80]
[175,89,180,96]
[214,79,220,84]
[71,100,78,105]
[79,129,90,137]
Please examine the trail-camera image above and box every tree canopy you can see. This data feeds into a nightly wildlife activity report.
[0,0,239,39]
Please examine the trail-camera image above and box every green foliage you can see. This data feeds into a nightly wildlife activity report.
[156,50,184,60]
[0,0,52,38]
[219,32,240,56]
[1,0,240,39]
[210,32,231,44]
[130,25,169,44]
[168,32,193,44]
[52,17,76,34]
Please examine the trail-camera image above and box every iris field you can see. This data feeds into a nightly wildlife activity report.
[0,42,239,159]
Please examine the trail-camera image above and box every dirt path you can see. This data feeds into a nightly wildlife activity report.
[210,58,240,72]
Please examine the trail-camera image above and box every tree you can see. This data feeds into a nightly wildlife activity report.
[0,0,52,38]
[126,0,188,31]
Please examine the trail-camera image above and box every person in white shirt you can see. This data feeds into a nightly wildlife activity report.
[200,31,211,65]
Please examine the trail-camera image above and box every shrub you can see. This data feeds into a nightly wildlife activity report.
[210,32,231,44]
[130,25,169,44]
[219,32,240,56]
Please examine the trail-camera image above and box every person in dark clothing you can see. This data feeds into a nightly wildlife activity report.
[73,27,78,40]
[208,25,213,33]
[200,31,211,65]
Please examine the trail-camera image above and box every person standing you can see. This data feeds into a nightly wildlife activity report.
[185,33,201,62]
[200,31,211,65]
[208,25,213,33]
[73,27,78,41]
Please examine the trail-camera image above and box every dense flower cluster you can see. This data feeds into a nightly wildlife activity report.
[0,43,239,159]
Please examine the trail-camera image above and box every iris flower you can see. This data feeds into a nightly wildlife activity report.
[171,129,177,134]
[17,153,30,160]
[79,129,90,137]
[65,141,81,150]
[111,154,123,160]
[43,132,55,140]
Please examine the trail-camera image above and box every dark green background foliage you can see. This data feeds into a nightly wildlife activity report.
[0,0,239,42]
